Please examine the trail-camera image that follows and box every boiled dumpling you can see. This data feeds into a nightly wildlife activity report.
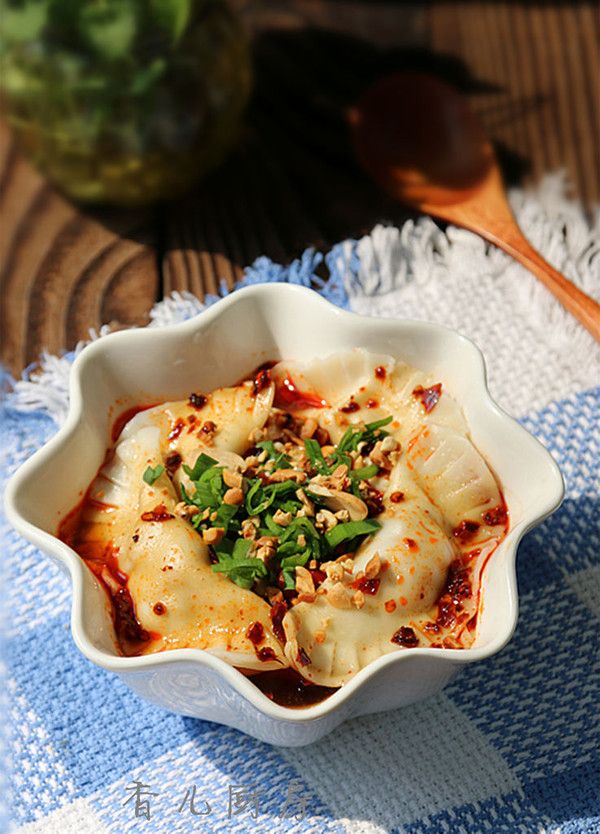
[120,474,287,670]
[77,416,165,560]
[406,421,503,530]
[279,351,506,687]
[66,347,509,694]
[282,491,455,687]
[161,379,275,460]
[74,395,286,671]
[271,349,395,410]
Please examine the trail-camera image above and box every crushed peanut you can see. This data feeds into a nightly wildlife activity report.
[307,480,331,495]
[248,427,266,444]
[299,418,318,439]
[223,487,244,505]
[315,508,338,532]
[321,488,368,521]
[364,551,381,580]
[381,435,399,453]
[329,464,349,489]
[203,527,225,545]
[241,455,259,473]
[369,437,400,470]
[255,536,278,564]
[269,468,307,484]
[174,502,200,519]
[352,589,365,609]
[323,561,344,582]
[327,581,352,609]
[222,468,243,489]
[267,588,284,605]
[296,592,317,604]
[256,545,275,564]
[295,565,315,597]
[256,535,278,549]
[295,489,315,517]
[199,420,217,442]
[292,591,317,605]
[273,509,293,526]
[241,518,258,540]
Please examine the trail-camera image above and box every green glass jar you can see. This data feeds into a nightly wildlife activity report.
[0,0,252,206]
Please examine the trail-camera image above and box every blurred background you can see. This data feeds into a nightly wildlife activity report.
[1,0,598,374]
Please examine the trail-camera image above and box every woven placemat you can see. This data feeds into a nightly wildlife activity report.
[3,176,599,833]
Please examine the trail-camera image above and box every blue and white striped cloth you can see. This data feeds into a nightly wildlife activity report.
[3,178,599,833]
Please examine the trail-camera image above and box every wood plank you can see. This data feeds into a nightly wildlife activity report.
[0,122,161,375]
[524,6,565,181]
[430,2,599,207]
[2,2,596,378]
[553,4,598,208]
[162,6,426,296]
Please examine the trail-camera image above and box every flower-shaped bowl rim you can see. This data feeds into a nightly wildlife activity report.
[5,283,565,726]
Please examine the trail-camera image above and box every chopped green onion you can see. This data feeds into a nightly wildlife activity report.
[281,551,311,569]
[183,453,218,481]
[152,407,394,594]
[255,440,291,468]
[324,518,381,549]
[338,415,393,454]
[303,437,330,474]
[211,556,268,590]
[232,537,253,560]
[281,568,297,590]
[350,463,380,481]
[143,464,165,485]
[263,513,285,536]
[212,503,240,532]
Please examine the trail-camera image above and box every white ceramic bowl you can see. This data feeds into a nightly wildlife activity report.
[5,284,564,746]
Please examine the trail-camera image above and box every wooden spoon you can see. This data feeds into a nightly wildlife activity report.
[350,72,600,342]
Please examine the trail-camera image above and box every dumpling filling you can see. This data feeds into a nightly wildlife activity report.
[60,349,508,697]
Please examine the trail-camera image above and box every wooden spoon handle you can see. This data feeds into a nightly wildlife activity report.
[420,167,600,342]
[484,224,600,343]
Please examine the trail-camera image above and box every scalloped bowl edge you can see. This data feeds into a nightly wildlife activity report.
[4,284,565,745]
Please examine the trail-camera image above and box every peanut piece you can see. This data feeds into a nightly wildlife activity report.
[327,582,352,609]
[223,468,243,489]
[223,487,245,505]
[364,551,381,580]
[203,527,225,545]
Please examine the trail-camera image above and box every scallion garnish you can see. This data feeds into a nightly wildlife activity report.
[143,464,165,485]
[146,411,392,592]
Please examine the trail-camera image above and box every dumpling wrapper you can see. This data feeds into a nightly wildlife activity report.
[282,492,455,687]
[74,349,507,688]
[278,350,506,688]
[77,380,287,671]
[271,349,468,448]
[120,473,286,670]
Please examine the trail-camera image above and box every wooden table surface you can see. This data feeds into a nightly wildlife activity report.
[1,1,598,377]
